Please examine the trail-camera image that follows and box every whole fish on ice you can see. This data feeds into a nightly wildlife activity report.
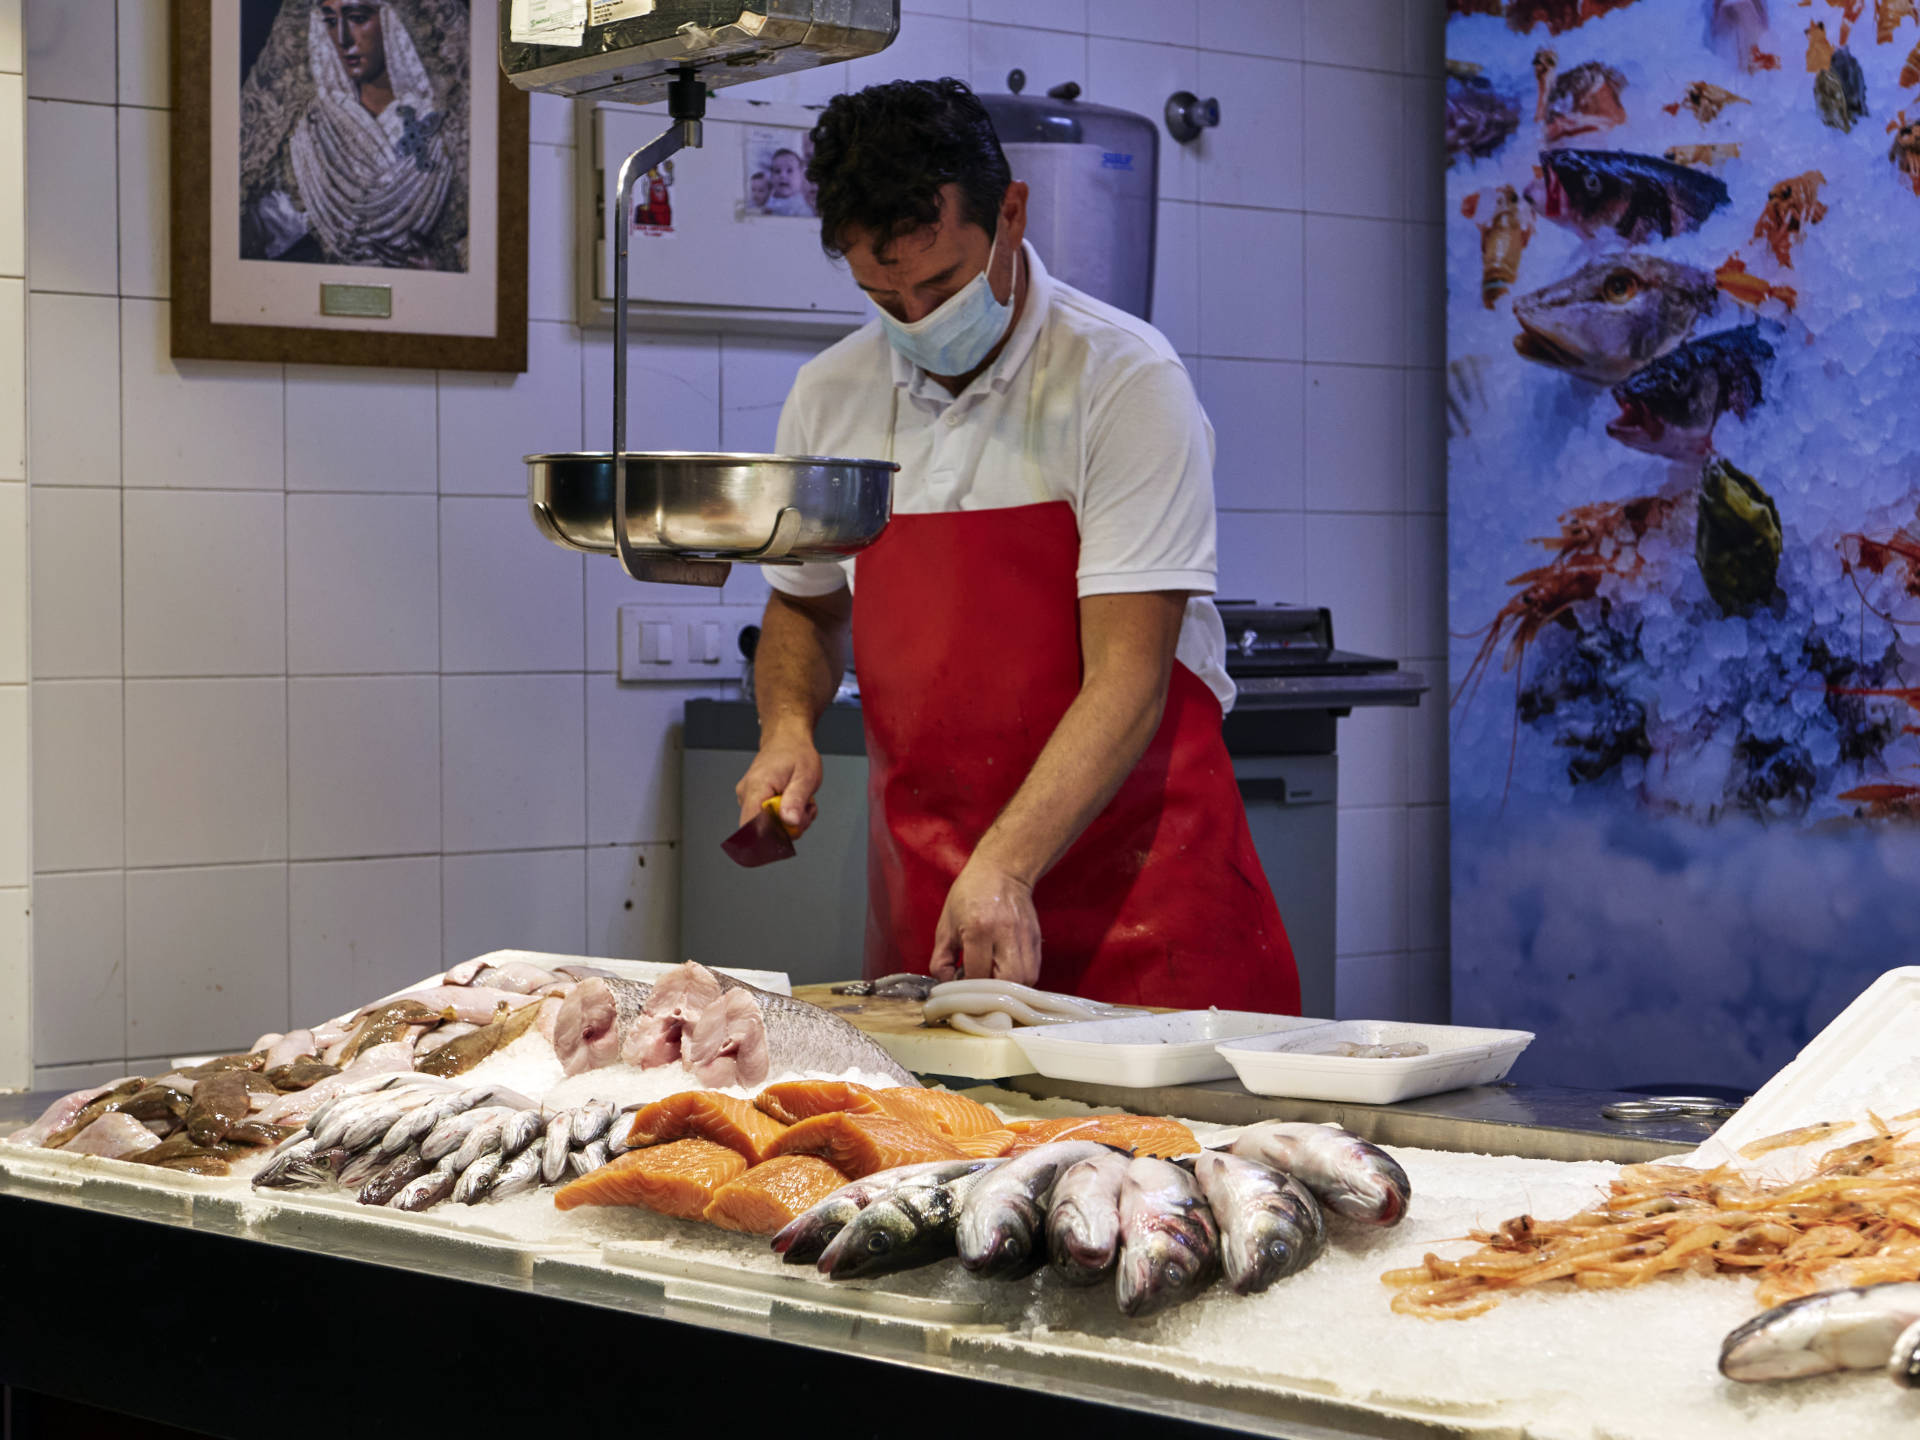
[1190,1151,1326,1295]
[1720,1281,1920,1381]
[1046,1149,1130,1286]
[818,1161,1003,1280]
[956,1141,1113,1279]
[1228,1122,1411,1226]
[1116,1156,1219,1318]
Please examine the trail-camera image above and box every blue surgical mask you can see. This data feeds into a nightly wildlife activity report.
[874,231,1015,376]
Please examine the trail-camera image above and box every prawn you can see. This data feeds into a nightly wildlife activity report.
[1452,496,1677,794]
[1838,525,1920,627]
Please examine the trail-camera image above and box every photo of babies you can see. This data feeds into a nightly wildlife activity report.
[742,126,817,219]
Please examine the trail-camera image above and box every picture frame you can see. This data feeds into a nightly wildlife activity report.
[170,0,529,372]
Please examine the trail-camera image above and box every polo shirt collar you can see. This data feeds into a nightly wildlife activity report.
[888,239,1052,400]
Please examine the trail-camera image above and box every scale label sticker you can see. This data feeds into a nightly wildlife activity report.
[320,283,394,320]
[510,0,587,45]
[589,0,656,25]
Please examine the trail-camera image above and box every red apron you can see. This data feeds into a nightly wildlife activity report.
[851,500,1300,1012]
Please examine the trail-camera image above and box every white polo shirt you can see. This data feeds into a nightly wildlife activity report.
[768,242,1234,711]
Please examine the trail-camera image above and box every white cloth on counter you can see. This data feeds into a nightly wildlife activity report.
[767,241,1236,712]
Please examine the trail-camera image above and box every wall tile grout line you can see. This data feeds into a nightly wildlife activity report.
[113,21,129,1070]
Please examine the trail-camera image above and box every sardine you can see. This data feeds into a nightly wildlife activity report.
[1526,149,1730,244]
[454,1150,505,1204]
[186,1071,254,1147]
[498,1108,546,1160]
[569,1100,617,1147]
[338,1090,439,1156]
[568,1140,611,1178]
[1116,1156,1220,1318]
[393,1157,462,1212]
[957,1142,1111,1279]
[1696,458,1782,613]
[1191,1151,1326,1295]
[1046,1150,1131,1286]
[541,1110,576,1184]
[1228,1122,1412,1226]
[1607,324,1773,459]
[421,1105,516,1163]
[490,1146,546,1201]
[413,1000,545,1078]
[382,1086,496,1158]
[1512,254,1718,385]
[450,1111,515,1173]
[1721,1281,1920,1381]
[819,1163,1003,1280]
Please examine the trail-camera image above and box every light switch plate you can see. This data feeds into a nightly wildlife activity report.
[617,604,755,683]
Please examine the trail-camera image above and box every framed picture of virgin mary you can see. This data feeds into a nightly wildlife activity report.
[172,0,528,371]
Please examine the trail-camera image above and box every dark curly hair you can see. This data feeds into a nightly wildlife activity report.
[806,79,1012,260]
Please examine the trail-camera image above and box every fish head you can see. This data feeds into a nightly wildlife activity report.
[1513,256,1716,384]
[1608,347,1721,459]
[1116,1211,1218,1318]
[1535,150,1625,232]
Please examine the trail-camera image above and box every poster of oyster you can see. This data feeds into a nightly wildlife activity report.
[1446,0,1920,1090]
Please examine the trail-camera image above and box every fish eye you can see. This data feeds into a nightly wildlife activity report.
[1582,172,1601,194]
[867,1231,892,1254]
[1602,271,1639,303]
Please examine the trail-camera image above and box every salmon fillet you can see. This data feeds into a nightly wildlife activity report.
[766,1112,966,1177]
[754,1079,890,1125]
[624,1091,791,1165]
[875,1087,1004,1140]
[553,1137,747,1217]
[703,1155,849,1235]
[950,1128,1020,1159]
[1003,1114,1200,1158]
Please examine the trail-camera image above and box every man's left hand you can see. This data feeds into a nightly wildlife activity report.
[930,858,1041,985]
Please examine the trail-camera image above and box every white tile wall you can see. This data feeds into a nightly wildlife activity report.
[0,0,19,75]
[288,676,441,860]
[289,856,442,1025]
[125,863,290,1057]
[25,100,118,296]
[122,489,287,677]
[0,0,19,1089]
[0,478,21,678]
[0,683,24,883]
[18,0,1454,1063]
[30,870,124,1066]
[0,279,20,474]
[31,487,121,677]
[0,888,26,1088]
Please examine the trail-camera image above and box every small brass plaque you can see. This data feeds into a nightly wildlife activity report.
[319,283,393,319]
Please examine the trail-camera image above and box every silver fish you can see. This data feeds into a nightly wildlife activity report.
[253,1135,331,1190]
[338,1148,388,1189]
[359,1147,432,1207]
[1190,1151,1326,1295]
[774,1161,999,1266]
[490,1146,546,1201]
[541,1110,576,1184]
[1889,1315,1920,1388]
[1228,1122,1411,1226]
[450,1111,514,1173]
[1116,1156,1219,1318]
[499,1108,546,1160]
[1512,254,1718,386]
[393,1157,462,1212]
[338,1091,438,1155]
[1046,1150,1131,1286]
[1720,1281,1920,1382]
[569,1100,617,1147]
[421,1105,515,1163]
[568,1139,610,1178]
[819,1162,1003,1281]
[454,1150,505,1204]
[957,1142,1112,1280]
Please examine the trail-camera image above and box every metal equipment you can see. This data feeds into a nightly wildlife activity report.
[503,4,901,586]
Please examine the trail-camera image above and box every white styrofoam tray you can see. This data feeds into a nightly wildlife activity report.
[1683,965,1920,1178]
[1216,1020,1535,1105]
[1009,1010,1325,1088]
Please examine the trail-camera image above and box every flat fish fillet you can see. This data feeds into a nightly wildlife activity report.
[876,1088,1004,1140]
[754,1080,891,1125]
[1005,1115,1199,1158]
[552,977,654,1076]
[624,1091,790,1165]
[767,1112,966,1178]
[682,988,771,1088]
[950,1128,1021,1159]
[703,1155,849,1235]
[553,1137,746,1217]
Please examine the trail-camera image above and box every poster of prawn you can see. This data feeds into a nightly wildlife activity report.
[1446,0,1920,1090]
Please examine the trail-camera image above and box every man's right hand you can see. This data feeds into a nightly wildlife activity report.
[735,722,823,836]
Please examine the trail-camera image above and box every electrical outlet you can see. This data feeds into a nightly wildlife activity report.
[617,604,755,682]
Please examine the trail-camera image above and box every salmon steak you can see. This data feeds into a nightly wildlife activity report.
[755,1079,890,1125]
[875,1088,1004,1140]
[553,1137,746,1217]
[766,1112,966,1177]
[950,1128,1021,1159]
[624,1091,790,1165]
[1005,1114,1199,1158]
[704,1155,849,1234]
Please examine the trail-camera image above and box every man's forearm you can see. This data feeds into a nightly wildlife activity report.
[972,671,1167,887]
[754,589,851,739]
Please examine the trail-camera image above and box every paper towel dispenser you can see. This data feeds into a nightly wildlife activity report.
[500,0,898,104]
[980,81,1159,322]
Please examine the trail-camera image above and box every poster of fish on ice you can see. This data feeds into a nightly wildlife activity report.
[1445,0,1920,1090]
